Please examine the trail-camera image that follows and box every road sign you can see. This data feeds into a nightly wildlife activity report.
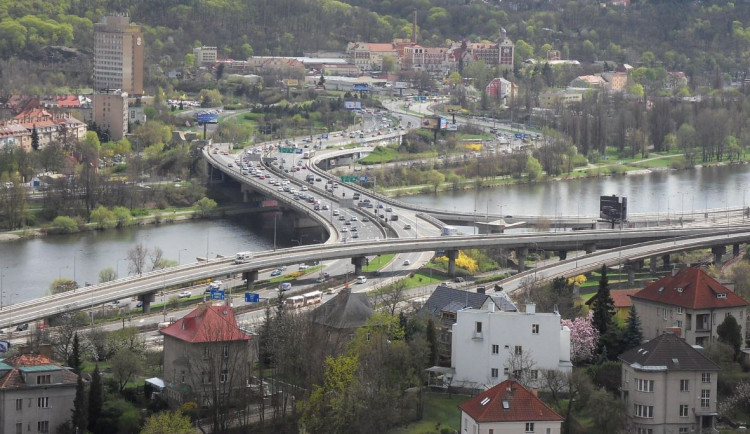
[210,289,225,301]
[279,147,294,153]
[340,175,358,183]
[420,96,427,102]
[413,96,420,102]
[359,176,368,183]
[514,133,523,139]
[295,148,304,154]
[245,293,259,303]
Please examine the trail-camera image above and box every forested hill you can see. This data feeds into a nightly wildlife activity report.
[1,0,750,78]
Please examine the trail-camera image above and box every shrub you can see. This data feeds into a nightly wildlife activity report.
[52,216,79,233]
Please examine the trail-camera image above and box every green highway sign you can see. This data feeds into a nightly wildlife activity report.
[279,147,294,153]
[340,176,358,183]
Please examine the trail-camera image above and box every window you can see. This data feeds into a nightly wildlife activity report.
[15,422,22,434]
[525,422,534,432]
[37,397,49,408]
[680,404,689,417]
[15,398,22,410]
[677,306,683,315]
[220,370,228,383]
[679,428,689,434]
[680,379,689,392]
[503,367,509,376]
[702,373,711,383]
[663,308,668,321]
[492,344,499,354]
[531,324,539,334]
[223,345,229,358]
[530,370,538,380]
[475,322,482,333]
[38,421,49,433]
[491,368,498,378]
[637,429,653,434]
[634,404,654,418]
[515,346,523,356]
[701,389,710,408]
[36,375,50,385]
[636,378,654,392]
[676,320,683,328]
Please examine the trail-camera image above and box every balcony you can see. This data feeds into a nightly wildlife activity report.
[472,331,483,340]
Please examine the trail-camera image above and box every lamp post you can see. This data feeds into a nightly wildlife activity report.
[178,248,188,265]
[7,292,18,330]
[0,269,5,310]
[116,258,127,279]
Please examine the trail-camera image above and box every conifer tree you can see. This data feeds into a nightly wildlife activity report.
[88,365,102,433]
[72,374,87,432]
[31,125,40,150]
[68,332,82,374]
[621,305,644,351]
[592,266,615,336]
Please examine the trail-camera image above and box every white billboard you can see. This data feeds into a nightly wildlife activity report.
[395,82,408,89]
[344,101,362,110]
[446,123,458,131]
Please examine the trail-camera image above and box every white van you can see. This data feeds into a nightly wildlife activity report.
[234,251,253,264]
[356,276,367,284]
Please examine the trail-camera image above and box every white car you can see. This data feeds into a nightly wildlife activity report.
[403,260,411,266]
[178,290,192,298]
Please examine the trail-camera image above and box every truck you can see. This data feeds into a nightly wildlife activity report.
[441,225,459,236]
[302,149,315,159]
[306,174,315,183]
[234,251,253,263]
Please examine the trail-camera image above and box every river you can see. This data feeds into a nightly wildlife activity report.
[7,164,749,303]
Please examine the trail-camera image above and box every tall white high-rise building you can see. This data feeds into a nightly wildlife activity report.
[93,15,144,94]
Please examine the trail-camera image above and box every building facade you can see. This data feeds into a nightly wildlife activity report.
[94,15,144,94]
[192,46,218,66]
[620,333,720,434]
[459,379,564,434]
[451,304,572,390]
[631,267,748,347]
[0,108,86,151]
[0,353,79,434]
[92,89,129,141]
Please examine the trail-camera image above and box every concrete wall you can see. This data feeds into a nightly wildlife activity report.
[0,382,76,434]
[461,412,562,434]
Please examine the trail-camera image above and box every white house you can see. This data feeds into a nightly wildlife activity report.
[451,304,572,390]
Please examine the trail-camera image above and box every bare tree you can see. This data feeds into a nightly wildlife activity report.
[375,280,407,316]
[504,347,537,388]
[50,312,90,362]
[540,368,568,405]
[127,242,148,275]
[111,348,144,393]
[149,246,165,270]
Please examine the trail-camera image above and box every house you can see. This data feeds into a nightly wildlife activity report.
[664,71,689,91]
[0,351,80,434]
[459,379,564,434]
[422,285,517,366]
[620,332,720,434]
[193,46,218,66]
[311,288,373,349]
[345,42,399,72]
[485,78,517,104]
[0,108,87,150]
[450,304,572,390]
[569,74,607,88]
[631,267,748,347]
[160,304,255,408]
[585,288,640,324]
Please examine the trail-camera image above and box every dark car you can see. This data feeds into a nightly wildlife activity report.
[16,323,28,332]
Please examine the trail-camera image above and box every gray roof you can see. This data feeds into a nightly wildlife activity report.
[619,333,720,372]
[422,285,491,318]
[312,289,373,329]
[489,292,518,312]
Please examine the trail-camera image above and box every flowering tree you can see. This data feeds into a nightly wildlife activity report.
[719,381,750,417]
[562,312,599,364]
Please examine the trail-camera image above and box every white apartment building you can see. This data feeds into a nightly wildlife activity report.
[94,15,144,94]
[451,304,572,390]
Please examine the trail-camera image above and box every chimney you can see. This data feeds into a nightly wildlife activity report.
[532,387,538,397]
[477,286,486,294]
[525,303,536,314]
[412,10,418,44]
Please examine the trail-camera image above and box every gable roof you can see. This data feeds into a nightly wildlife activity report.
[631,267,748,310]
[619,332,720,372]
[161,304,251,343]
[312,289,373,329]
[0,353,78,390]
[423,285,511,318]
[585,289,639,309]
[459,379,564,423]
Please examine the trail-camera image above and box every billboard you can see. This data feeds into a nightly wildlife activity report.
[245,293,259,303]
[439,117,448,130]
[600,195,628,222]
[395,82,408,89]
[196,112,219,124]
[285,79,299,87]
[353,83,370,91]
[344,101,362,110]
[421,117,440,130]
[446,123,458,131]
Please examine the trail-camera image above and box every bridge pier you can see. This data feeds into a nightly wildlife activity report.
[243,270,259,290]
[712,246,727,265]
[585,244,597,254]
[558,250,567,260]
[352,256,366,276]
[650,256,658,274]
[662,254,671,270]
[516,247,528,272]
[138,292,156,314]
[445,250,459,276]
[734,244,741,257]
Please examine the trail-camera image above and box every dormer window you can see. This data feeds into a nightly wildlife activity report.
[717,293,727,299]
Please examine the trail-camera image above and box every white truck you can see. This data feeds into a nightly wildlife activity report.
[234,251,253,264]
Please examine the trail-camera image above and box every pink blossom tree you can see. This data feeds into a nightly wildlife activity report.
[562,312,599,364]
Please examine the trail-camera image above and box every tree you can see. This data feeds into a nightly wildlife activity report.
[591,266,614,336]
[49,278,78,294]
[525,155,542,181]
[88,365,103,432]
[111,348,143,393]
[426,317,438,367]
[98,267,117,283]
[127,242,149,275]
[561,312,599,364]
[72,374,87,433]
[50,312,89,370]
[588,389,624,433]
[90,205,116,229]
[717,313,742,360]
[31,124,39,150]
[504,347,536,388]
[52,216,79,233]
[140,410,193,434]
[620,306,643,351]
[193,197,217,217]
[68,332,82,374]
[375,280,407,316]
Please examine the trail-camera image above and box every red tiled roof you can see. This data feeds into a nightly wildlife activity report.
[367,43,396,52]
[4,354,57,367]
[161,304,252,343]
[585,289,639,308]
[56,95,80,108]
[459,379,564,423]
[0,354,79,389]
[632,268,748,310]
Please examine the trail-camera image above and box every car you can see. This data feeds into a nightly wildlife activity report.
[352,232,359,238]
[316,177,322,182]
[351,226,357,232]
[322,204,329,210]
[338,215,346,221]
[344,220,351,225]
[342,227,349,232]
[404,224,412,230]
[316,276,327,283]
[280,282,292,291]
[454,277,465,283]
[178,290,192,298]
[351,216,358,221]
[356,276,367,284]
[298,264,308,270]
[403,260,411,266]
[270,268,282,277]
[136,301,143,308]
[16,323,28,332]
[362,216,370,222]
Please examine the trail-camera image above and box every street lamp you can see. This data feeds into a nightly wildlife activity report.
[116,258,127,279]
[178,248,188,265]
[6,292,18,329]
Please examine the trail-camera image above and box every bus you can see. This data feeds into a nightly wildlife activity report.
[285,295,304,309]
[303,291,323,306]
[441,225,459,236]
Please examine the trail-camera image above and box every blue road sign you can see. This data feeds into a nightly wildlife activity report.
[245,293,259,303]
[514,133,523,139]
[359,176,368,183]
[210,289,225,300]
[295,148,304,154]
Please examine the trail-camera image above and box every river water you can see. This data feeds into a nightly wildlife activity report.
[7,164,749,302]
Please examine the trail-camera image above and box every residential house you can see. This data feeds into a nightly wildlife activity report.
[0,108,86,151]
[620,332,720,434]
[538,89,585,109]
[601,71,629,92]
[631,267,748,347]
[458,379,564,434]
[585,288,640,324]
[664,71,689,91]
[569,74,607,88]
[422,285,517,366]
[450,304,572,390]
[161,304,254,408]
[485,78,517,104]
[0,352,79,434]
[311,288,374,352]
[192,46,218,66]
[92,89,129,141]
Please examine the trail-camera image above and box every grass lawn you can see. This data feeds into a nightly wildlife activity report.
[391,392,465,433]
[400,270,447,289]
[363,254,395,272]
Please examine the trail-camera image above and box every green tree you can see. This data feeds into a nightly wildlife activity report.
[68,332,82,374]
[53,215,79,233]
[193,197,217,217]
[72,374,87,432]
[111,348,143,393]
[525,155,542,181]
[447,71,462,87]
[49,278,78,294]
[31,125,39,150]
[717,313,742,360]
[426,317,438,366]
[591,266,614,336]
[140,410,193,434]
[184,53,195,67]
[98,267,117,283]
[88,365,102,432]
[112,206,133,227]
[621,305,643,351]
[300,354,359,433]
[90,205,116,229]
